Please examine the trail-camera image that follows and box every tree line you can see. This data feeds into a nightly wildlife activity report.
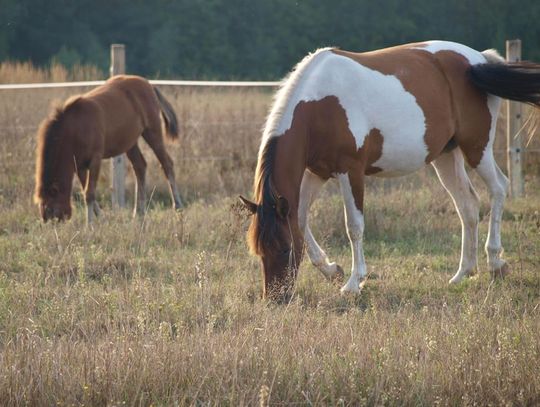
[1,0,539,80]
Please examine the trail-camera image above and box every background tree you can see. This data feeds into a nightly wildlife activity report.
[0,0,538,79]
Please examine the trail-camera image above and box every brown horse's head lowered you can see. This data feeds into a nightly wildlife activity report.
[34,100,79,221]
[34,75,184,224]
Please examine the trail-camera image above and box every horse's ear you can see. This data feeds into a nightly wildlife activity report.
[239,195,257,215]
[276,196,290,219]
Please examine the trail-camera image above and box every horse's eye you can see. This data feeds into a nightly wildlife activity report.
[280,248,291,257]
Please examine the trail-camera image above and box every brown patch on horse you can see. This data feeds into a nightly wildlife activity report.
[363,128,384,175]
[287,96,383,180]
[250,96,383,231]
[331,47,492,167]
[427,50,492,168]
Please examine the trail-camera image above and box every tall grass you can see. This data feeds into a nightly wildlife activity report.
[0,61,539,406]
[0,60,103,83]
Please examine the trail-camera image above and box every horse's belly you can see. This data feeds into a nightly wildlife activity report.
[370,138,428,177]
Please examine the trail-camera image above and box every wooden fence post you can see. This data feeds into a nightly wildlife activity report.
[110,44,126,208]
[506,39,524,198]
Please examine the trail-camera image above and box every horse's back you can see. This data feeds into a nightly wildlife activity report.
[81,75,162,157]
[292,42,493,176]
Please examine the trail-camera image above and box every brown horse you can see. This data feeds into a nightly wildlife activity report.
[240,40,540,301]
[35,75,183,223]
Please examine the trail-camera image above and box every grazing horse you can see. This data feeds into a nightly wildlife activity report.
[35,75,183,223]
[240,40,540,301]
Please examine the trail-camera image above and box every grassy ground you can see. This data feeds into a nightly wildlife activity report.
[0,178,538,406]
[0,63,539,405]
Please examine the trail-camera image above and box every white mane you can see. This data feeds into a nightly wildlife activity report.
[259,47,335,156]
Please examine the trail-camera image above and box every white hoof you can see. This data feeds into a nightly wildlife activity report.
[340,278,365,294]
[449,271,467,284]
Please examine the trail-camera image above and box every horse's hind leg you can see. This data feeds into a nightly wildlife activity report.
[475,149,510,279]
[431,149,480,283]
[298,170,344,281]
[143,129,183,209]
[338,171,367,294]
[463,95,510,279]
[126,144,147,217]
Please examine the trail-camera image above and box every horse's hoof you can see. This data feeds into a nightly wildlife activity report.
[449,269,473,284]
[340,279,365,295]
[490,262,510,280]
[331,264,345,284]
[449,275,462,285]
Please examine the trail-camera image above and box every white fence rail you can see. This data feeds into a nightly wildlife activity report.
[0,79,281,90]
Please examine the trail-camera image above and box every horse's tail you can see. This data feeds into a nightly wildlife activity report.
[154,87,180,141]
[468,53,540,107]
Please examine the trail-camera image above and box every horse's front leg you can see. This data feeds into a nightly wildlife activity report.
[84,158,102,225]
[298,170,344,281]
[338,172,367,294]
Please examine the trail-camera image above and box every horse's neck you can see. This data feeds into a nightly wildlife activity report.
[271,128,308,216]
[53,139,76,193]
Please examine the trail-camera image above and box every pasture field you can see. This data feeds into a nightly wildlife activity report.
[0,65,539,405]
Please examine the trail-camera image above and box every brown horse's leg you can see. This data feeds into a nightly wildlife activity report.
[85,158,102,224]
[431,149,480,283]
[77,167,100,221]
[77,168,89,192]
[126,144,147,217]
[142,129,183,209]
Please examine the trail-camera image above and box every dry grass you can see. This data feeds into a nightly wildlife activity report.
[0,60,102,83]
[0,62,539,406]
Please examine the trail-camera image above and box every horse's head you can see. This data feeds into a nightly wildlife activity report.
[240,195,304,302]
[35,183,72,222]
[34,107,76,222]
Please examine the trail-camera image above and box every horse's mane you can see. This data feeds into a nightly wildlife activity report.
[248,47,334,255]
[261,47,334,145]
[247,136,280,255]
[34,96,81,201]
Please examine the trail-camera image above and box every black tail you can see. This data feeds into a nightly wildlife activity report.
[468,62,540,107]
[154,87,180,141]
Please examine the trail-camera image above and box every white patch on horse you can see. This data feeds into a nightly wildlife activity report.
[414,40,487,65]
[264,49,429,176]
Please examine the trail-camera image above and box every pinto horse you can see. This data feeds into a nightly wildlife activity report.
[35,75,183,223]
[240,40,540,301]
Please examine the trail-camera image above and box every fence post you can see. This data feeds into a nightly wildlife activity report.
[506,39,524,198]
[110,44,126,208]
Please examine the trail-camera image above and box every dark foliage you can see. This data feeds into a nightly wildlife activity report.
[1,0,539,79]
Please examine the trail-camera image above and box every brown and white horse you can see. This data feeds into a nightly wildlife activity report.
[35,75,183,223]
[240,41,540,301]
